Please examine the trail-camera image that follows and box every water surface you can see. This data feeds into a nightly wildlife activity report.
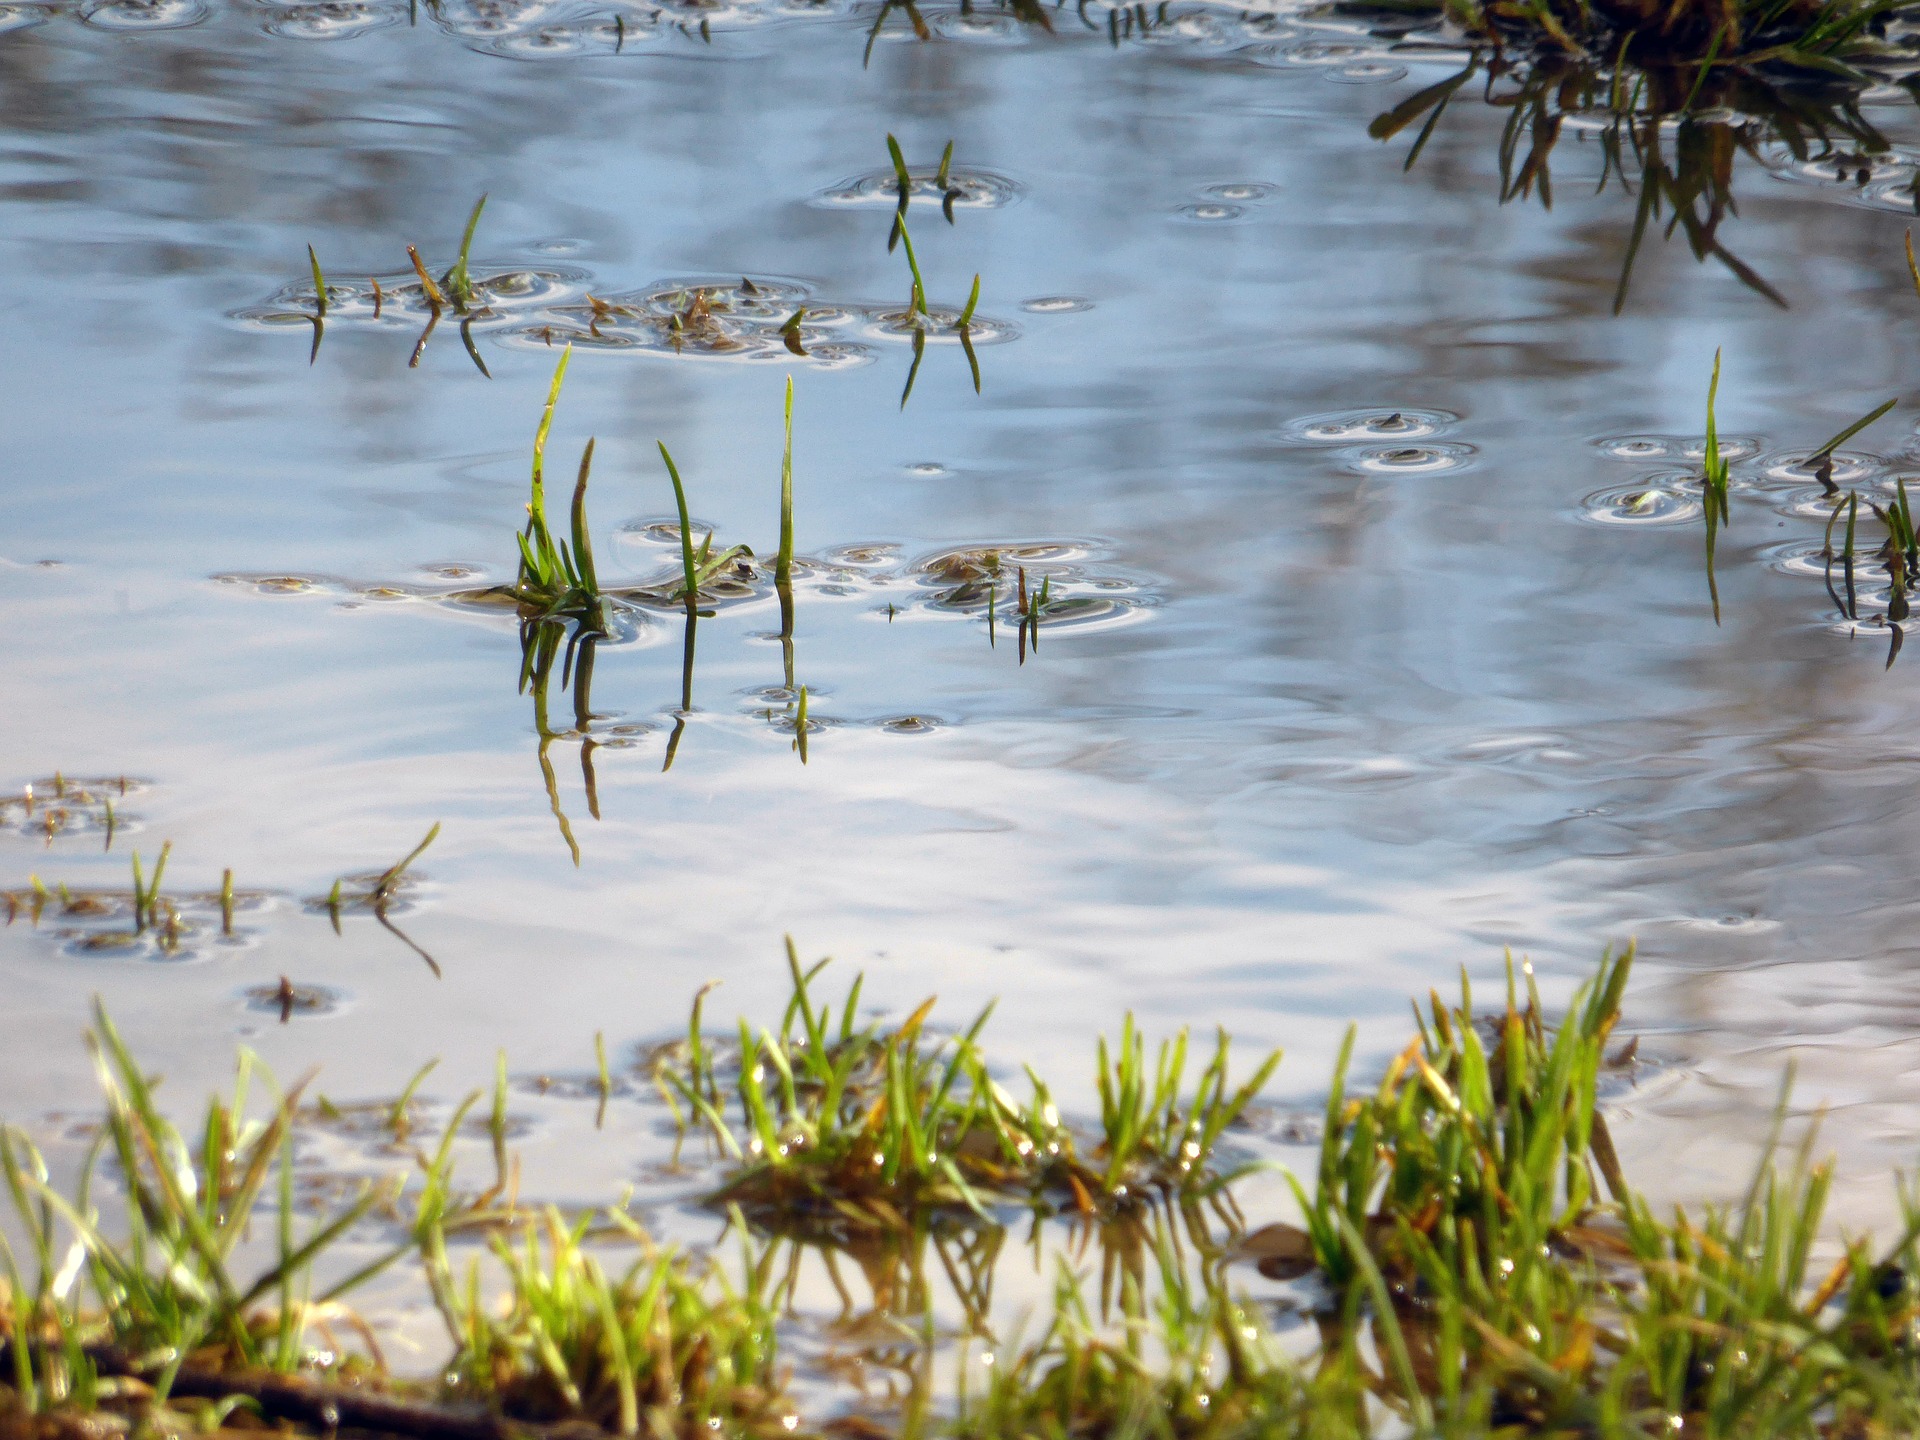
[6,0,1920,1304]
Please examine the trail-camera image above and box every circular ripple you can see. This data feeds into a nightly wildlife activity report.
[0,4,54,30]
[1024,596,1153,632]
[1761,540,1892,584]
[1202,182,1275,202]
[80,0,206,26]
[1344,442,1475,474]
[637,274,810,317]
[265,2,403,36]
[1283,408,1458,443]
[823,543,901,567]
[1596,433,1764,462]
[1147,11,1247,45]
[1020,295,1093,314]
[432,0,567,33]
[1173,202,1245,223]
[1328,61,1406,82]
[1753,448,1888,488]
[235,265,592,329]
[913,540,1110,579]
[468,19,641,56]
[242,982,346,1017]
[931,10,1027,41]
[877,715,945,734]
[1580,484,1704,526]
[859,308,1019,345]
[813,169,1025,212]
[1250,37,1372,64]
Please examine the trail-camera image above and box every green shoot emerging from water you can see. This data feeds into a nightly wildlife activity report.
[1702,348,1730,624]
[306,246,328,318]
[511,349,608,630]
[776,376,795,592]
[656,941,1279,1236]
[441,193,487,313]
[656,443,750,610]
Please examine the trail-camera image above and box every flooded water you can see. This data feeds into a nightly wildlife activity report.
[9,0,1920,1362]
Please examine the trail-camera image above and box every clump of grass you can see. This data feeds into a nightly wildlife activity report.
[425,1205,795,1437]
[18,951,1920,1439]
[0,843,199,953]
[655,942,1280,1237]
[0,1004,408,1408]
[952,1211,1354,1440]
[128,841,171,938]
[510,349,610,632]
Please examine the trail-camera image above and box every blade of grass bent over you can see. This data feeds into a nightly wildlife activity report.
[1812,396,1897,461]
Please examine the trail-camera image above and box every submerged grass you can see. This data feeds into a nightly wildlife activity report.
[15,947,1920,1440]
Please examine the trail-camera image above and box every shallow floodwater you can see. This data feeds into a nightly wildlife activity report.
[7,0,1920,1352]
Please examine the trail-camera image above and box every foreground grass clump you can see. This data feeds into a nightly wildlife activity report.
[654,943,1279,1235]
[424,1206,793,1437]
[963,948,1920,1440]
[0,1004,408,1411]
[11,949,1920,1440]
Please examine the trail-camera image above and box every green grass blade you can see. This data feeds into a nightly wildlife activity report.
[658,442,700,606]
[777,376,795,590]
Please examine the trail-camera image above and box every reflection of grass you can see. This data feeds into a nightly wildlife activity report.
[1370,0,1899,74]
[1374,56,1907,312]
[15,949,1920,1436]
